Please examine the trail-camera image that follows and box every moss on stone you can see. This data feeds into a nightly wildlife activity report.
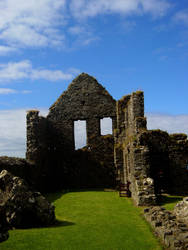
[170,133,187,141]
[26,110,39,113]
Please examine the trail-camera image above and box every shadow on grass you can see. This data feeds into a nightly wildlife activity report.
[68,188,106,193]
[50,219,75,228]
[11,220,75,230]
[157,194,183,206]
[45,190,69,203]
[46,188,116,203]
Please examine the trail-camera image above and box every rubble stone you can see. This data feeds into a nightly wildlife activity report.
[144,204,188,249]
[0,170,55,229]
[174,197,188,226]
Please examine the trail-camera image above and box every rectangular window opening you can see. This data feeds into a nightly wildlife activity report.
[100,117,112,135]
[74,120,87,149]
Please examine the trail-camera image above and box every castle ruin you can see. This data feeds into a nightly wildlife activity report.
[25,73,188,205]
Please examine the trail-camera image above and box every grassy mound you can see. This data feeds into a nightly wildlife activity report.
[1,190,162,250]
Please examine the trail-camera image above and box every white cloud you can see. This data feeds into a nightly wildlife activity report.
[0,109,27,157]
[0,88,32,94]
[69,0,171,19]
[0,25,49,47]
[0,45,17,55]
[174,9,188,26]
[0,61,31,81]
[68,26,86,35]
[31,69,73,81]
[0,0,171,52]
[68,25,100,47]
[0,108,48,157]
[146,113,188,135]
[0,60,78,82]
[0,0,66,48]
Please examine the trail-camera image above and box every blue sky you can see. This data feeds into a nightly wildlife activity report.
[0,0,188,157]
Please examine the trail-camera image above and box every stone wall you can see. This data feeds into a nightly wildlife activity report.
[169,134,188,195]
[47,73,116,147]
[138,131,188,195]
[26,110,53,191]
[114,91,156,206]
[138,130,171,195]
[144,206,188,249]
[114,89,188,205]
[26,73,116,191]
[64,135,116,189]
[24,73,188,197]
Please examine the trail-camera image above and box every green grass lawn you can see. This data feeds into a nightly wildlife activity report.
[1,190,163,250]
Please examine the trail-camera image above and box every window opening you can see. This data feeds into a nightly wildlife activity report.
[74,120,87,149]
[100,117,112,135]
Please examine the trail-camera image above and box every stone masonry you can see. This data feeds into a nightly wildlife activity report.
[144,198,188,250]
[1,73,188,244]
[114,91,156,206]
[25,73,188,200]
[47,73,116,147]
[26,73,117,191]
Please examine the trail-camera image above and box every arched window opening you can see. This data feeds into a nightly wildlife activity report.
[74,120,87,149]
[100,117,112,135]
